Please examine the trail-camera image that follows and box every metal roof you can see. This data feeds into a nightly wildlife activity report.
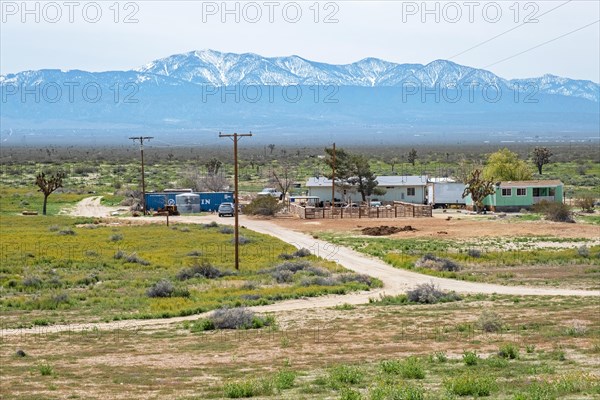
[497,180,563,188]
[306,176,428,187]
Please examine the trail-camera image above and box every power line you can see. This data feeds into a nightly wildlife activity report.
[448,0,573,60]
[481,19,599,70]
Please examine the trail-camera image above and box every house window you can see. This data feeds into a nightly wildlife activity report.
[516,188,526,196]
[549,188,556,196]
[407,187,416,196]
[501,188,512,196]
[533,188,540,197]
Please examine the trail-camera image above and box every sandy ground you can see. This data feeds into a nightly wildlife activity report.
[269,211,600,240]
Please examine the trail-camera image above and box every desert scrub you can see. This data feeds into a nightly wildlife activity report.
[379,357,425,379]
[444,373,496,396]
[328,364,364,388]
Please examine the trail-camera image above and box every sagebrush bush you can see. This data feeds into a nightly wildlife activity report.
[272,269,294,283]
[146,279,174,298]
[210,307,273,330]
[274,369,296,390]
[176,262,230,280]
[23,276,43,288]
[58,227,76,235]
[110,233,123,242]
[477,310,503,333]
[124,252,150,265]
[219,226,234,234]
[577,245,590,258]
[293,248,312,257]
[467,248,482,258]
[415,253,461,271]
[407,282,461,304]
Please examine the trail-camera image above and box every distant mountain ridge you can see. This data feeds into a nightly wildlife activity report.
[1,50,599,146]
[133,49,598,102]
[2,49,598,102]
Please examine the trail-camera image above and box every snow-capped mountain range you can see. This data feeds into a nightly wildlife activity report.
[132,50,598,101]
[1,50,599,145]
[2,49,598,101]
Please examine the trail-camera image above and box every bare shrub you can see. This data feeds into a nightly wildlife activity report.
[533,200,574,223]
[575,195,595,213]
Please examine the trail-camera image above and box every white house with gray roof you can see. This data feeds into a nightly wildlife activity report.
[305,176,428,204]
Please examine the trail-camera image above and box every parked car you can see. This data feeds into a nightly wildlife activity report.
[257,188,283,199]
[344,203,360,209]
[370,201,382,208]
[218,202,235,217]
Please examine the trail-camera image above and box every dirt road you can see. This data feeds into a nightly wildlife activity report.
[68,196,120,218]
[4,197,589,337]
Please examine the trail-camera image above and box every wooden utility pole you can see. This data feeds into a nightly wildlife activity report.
[331,142,336,210]
[219,132,252,270]
[129,136,153,215]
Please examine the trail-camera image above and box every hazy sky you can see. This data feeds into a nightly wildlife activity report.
[1,0,599,81]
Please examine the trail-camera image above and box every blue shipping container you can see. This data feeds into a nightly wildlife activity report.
[145,193,177,211]
[145,192,234,212]
[199,192,234,211]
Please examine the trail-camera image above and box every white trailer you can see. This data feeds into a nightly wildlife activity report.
[427,182,466,208]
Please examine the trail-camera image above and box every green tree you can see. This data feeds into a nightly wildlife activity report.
[324,147,384,202]
[532,147,553,174]
[35,170,66,215]
[483,148,532,181]
[347,155,385,201]
[462,169,496,213]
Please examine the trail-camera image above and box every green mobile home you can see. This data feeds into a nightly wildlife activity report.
[465,180,564,212]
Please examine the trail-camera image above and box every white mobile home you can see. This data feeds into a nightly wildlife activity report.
[306,176,428,204]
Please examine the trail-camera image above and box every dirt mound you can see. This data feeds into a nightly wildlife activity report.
[361,225,416,236]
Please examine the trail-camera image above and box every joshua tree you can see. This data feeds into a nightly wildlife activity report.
[407,148,418,166]
[35,170,66,215]
[532,147,553,174]
[462,169,495,213]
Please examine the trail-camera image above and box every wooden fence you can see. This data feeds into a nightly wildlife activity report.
[290,202,432,219]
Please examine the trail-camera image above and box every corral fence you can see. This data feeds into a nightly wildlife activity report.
[290,201,432,219]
